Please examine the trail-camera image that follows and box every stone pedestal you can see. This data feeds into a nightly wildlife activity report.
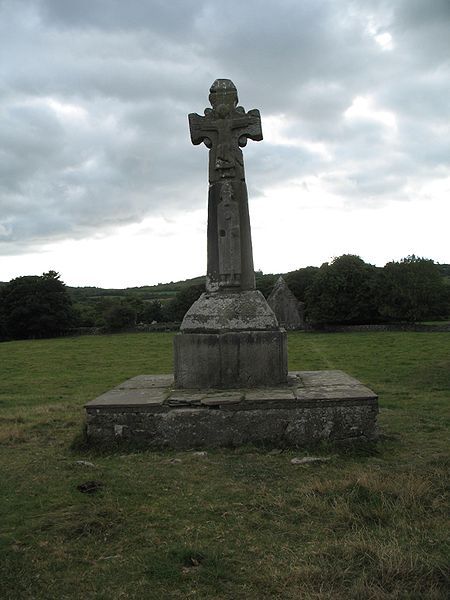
[174,330,287,388]
[174,289,288,389]
[85,370,379,448]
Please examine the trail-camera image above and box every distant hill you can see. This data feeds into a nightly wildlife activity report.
[65,272,282,305]
[3,261,449,303]
[67,275,206,303]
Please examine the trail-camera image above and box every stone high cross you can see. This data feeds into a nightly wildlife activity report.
[189,79,262,292]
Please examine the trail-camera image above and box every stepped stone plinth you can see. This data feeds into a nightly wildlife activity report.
[85,370,378,448]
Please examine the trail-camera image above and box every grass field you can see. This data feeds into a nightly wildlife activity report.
[0,332,449,599]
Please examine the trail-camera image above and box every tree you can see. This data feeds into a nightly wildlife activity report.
[103,301,136,330]
[285,266,319,301]
[123,294,145,322]
[255,271,278,298]
[0,271,75,339]
[91,296,118,327]
[72,302,97,327]
[141,300,163,323]
[306,255,381,324]
[162,283,205,322]
[379,256,448,322]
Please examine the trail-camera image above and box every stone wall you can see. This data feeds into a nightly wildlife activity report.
[86,402,378,449]
[307,322,450,333]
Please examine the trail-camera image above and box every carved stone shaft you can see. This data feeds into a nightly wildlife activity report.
[189,79,262,292]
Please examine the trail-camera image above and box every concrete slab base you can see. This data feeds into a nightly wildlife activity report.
[84,370,378,449]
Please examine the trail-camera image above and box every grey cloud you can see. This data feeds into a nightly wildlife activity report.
[1,0,449,254]
[39,0,207,35]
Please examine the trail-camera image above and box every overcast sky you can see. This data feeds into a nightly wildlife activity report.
[1,0,449,288]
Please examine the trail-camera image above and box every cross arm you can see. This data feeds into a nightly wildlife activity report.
[188,112,215,147]
[233,109,263,147]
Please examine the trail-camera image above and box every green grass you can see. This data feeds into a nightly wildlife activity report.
[0,332,449,599]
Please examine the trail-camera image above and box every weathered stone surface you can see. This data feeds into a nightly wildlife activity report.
[85,370,378,448]
[174,329,288,388]
[117,374,173,389]
[267,276,304,330]
[175,80,288,390]
[180,290,279,332]
[295,385,376,401]
[293,370,362,387]
[189,79,262,293]
[87,387,168,408]
[245,388,295,401]
[167,392,206,407]
[201,392,243,406]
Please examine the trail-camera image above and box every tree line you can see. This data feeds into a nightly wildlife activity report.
[0,255,449,340]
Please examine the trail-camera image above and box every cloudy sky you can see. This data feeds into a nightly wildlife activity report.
[1,0,449,288]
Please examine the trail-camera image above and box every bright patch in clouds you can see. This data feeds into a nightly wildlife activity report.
[264,115,332,160]
[375,32,393,50]
[344,96,397,130]
[47,98,88,121]
[365,14,394,50]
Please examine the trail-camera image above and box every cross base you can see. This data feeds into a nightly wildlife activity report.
[84,371,379,449]
[174,329,288,388]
